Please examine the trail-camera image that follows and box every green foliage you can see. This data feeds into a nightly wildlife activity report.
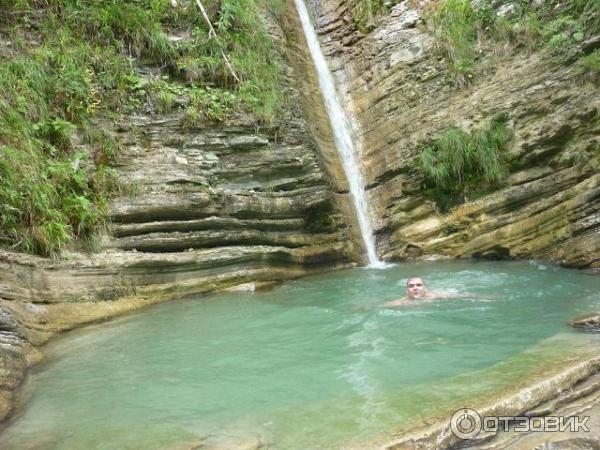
[83,125,121,165]
[542,15,584,53]
[151,79,184,113]
[570,0,600,37]
[188,87,238,122]
[426,0,600,85]
[351,0,390,33]
[509,0,597,51]
[0,21,130,256]
[210,0,285,122]
[574,49,600,84]
[2,0,284,120]
[425,0,481,86]
[511,12,543,45]
[417,116,512,212]
[33,118,76,155]
[183,106,202,129]
[0,147,103,257]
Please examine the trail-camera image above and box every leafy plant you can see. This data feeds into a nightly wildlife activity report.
[542,15,584,53]
[189,87,238,122]
[152,80,183,113]
[417,115,512,212]
[351,0,389,32]
[33,118,76,154]
[574,49,600,84]
[425,0,480,86]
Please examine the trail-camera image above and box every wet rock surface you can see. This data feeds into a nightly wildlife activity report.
[570,313,600,332]
[535,437,600,450]
[380,355,600,450]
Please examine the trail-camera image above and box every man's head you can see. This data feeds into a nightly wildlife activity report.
[406,277,426,299]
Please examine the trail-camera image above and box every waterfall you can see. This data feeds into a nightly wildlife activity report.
[293,0,383,267]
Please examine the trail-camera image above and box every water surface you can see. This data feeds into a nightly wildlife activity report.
[2,261,600,449]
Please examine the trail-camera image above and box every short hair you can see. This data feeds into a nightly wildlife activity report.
[406,276,425,286]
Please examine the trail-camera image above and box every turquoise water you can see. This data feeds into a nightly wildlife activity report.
[2,261,600,449]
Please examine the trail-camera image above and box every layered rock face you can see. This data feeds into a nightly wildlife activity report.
[313,0,600,267]
[0,15,354,420]
[107,115,347,258]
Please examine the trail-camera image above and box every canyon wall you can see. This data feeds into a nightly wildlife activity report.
[312,0,600,268]
[0,13,354,420]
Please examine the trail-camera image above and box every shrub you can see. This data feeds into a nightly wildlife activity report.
[425,0,480,86]
[574,49,600,84]
[352,0,389,32]
[417,115,512,212]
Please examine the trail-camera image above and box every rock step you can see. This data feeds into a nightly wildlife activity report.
[526,369,600,417]
[109,187,333,224]
[111,217,307,238]
[473,368,600,450]
[108,229,342,252]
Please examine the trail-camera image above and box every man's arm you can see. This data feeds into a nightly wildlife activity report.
[378,297,412,308]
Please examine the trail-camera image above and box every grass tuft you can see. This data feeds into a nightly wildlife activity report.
[574,49,600,84]
[351,0,390,33]
[417,115,512,212]
[426,0,600,85]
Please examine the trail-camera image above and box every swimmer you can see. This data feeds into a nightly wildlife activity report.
[380,276,468,308]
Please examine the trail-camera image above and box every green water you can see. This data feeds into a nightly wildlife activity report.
[2,261,600,450]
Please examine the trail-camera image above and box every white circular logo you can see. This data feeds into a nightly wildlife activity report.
[450,408,482,440]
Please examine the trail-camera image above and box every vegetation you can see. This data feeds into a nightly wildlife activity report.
[0,0,285,256]
[425,0,482,86]
[351,0,390,33]
[417,115,512,212]
[425,0,600,86]
[574,49,600,84]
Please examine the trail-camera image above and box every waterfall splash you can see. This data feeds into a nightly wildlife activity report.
[293,0,383,268]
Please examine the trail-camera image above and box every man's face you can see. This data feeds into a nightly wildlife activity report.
[406,277,426,299]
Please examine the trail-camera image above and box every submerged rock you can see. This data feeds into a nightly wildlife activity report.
[569,313,600,332]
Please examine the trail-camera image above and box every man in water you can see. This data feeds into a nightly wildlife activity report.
[380,276,458,308]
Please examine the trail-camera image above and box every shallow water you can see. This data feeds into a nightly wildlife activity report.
[2,261,600,449]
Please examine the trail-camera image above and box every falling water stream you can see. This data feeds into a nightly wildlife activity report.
[293,0,382,267]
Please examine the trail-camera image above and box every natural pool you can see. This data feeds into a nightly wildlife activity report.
[2,261,600,450]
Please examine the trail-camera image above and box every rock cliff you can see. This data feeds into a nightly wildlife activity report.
[312,0,600,268]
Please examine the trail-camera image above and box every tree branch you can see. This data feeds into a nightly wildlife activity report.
[192,0,241,83]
